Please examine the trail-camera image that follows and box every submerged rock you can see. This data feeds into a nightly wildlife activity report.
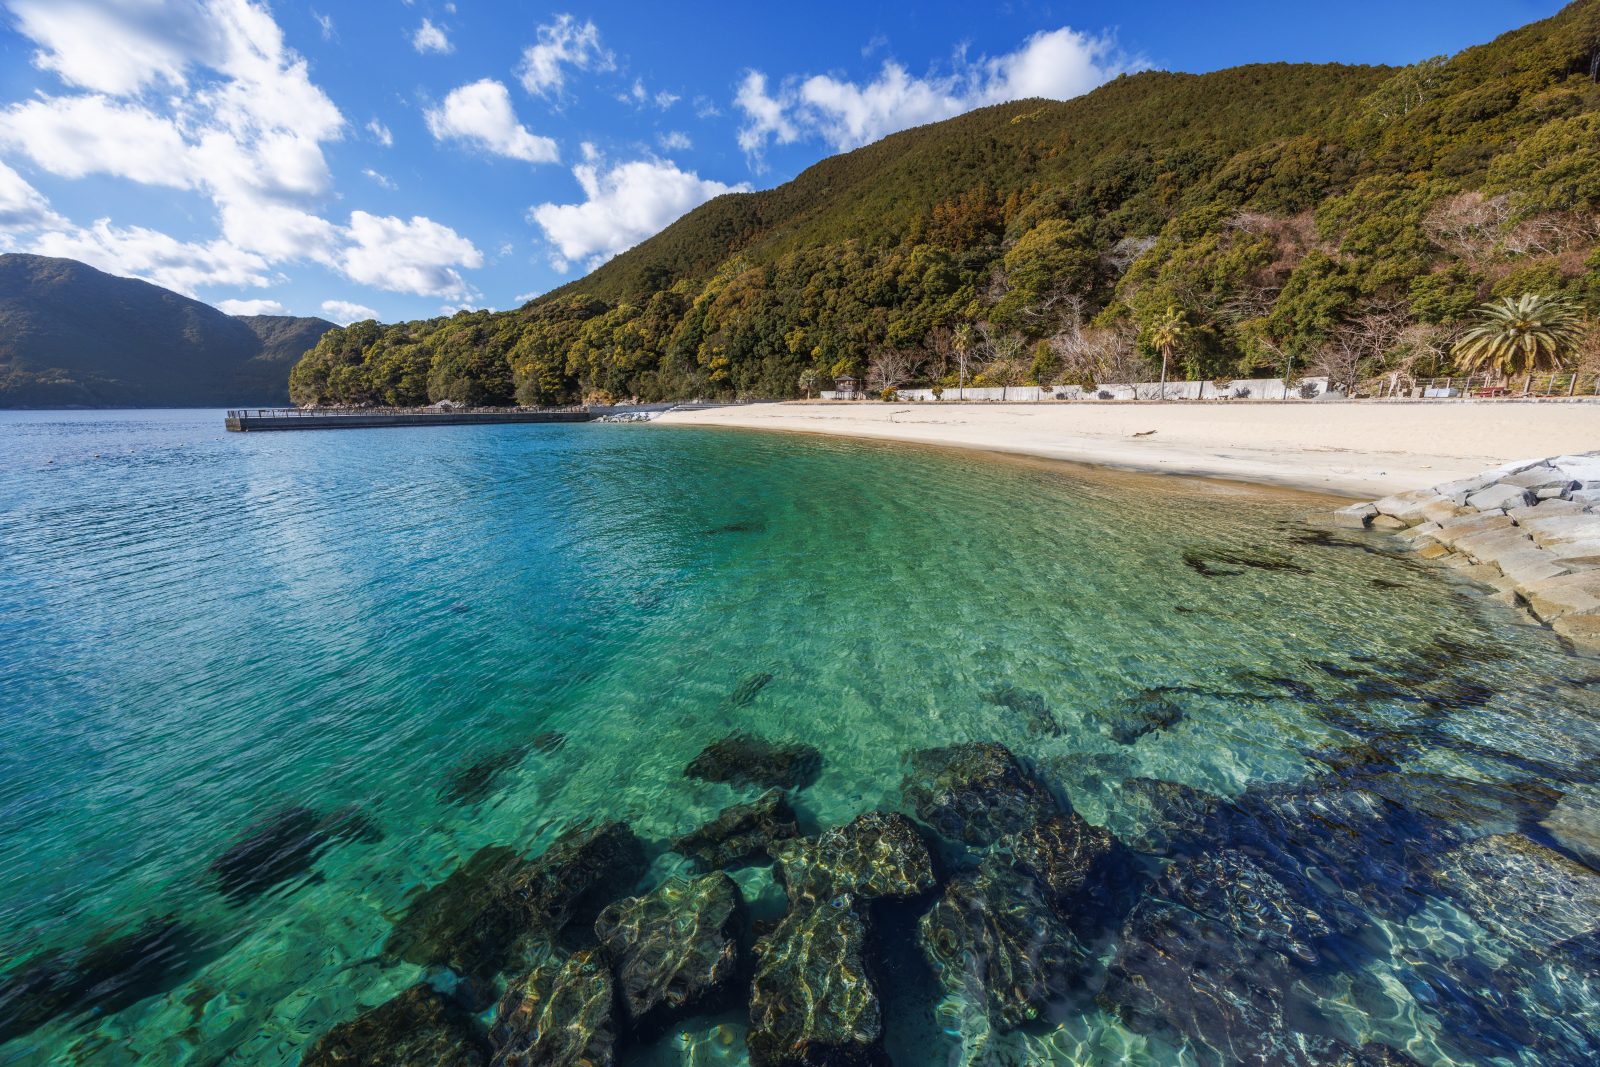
[1543,784,1600,871]
[771,811,936,904]
[207,805,327,901]
[382,845,531,990]
[594,873,743,1034]
[509,821,648,937]
[490,949,616,1067]
[1092,689,1186,745]
[901,742,1056,846]
[918,864,1087,1030]
[382,825,643,990]
[1183,547,1309,577]
[1115,776,1222,854]
[1102,850,1334,1065]
[301,983,490,1066]
[727,671,775,708]
[530,730,567,754]
[989,812,1116,904]
[747,895,883,1067]
[981,684,1060,735]
[437,744,530,806]
[685,733,822,790]
[671,788,801,870]
[207,803,380,902]
[1430,832,1600,950]
[0,918,196,1044]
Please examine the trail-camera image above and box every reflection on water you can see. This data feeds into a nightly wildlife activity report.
[0,410,1596,1065]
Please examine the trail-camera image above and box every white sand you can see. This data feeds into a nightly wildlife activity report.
[655,401,1600,498]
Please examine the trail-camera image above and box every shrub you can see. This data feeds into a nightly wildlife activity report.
[1098,389,1115,400]
[1233,386,1252,398]
[931,385,945,400]
[1297,380,1321,399]
[880,387,899,402]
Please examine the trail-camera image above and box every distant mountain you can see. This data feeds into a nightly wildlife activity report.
[0,254,336,407]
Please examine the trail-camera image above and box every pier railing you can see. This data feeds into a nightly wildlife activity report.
[225,405,589,419]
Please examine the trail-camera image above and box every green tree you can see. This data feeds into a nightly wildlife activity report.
[952,323,974,399]
[1143,305,1190,400]
[1453,294,1585,377]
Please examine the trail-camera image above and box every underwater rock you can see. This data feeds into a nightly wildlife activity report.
[0,918,195,1044]
[1204,782,1455,925]
[1430,832,1600,950]
[301,983,490,1066]
[490,949,616,1067]
[207,805,331,901]
[728,671,774,708]
[1092,689,1186,744]
[685,732,823,790]
[509,820,648,937]
[1543,784,1600,871]
[989,812,1116,904]
[672,788,801,870]
[1102,850,1334,1065]
[594,873,743,1034]
[1116,777,1222,853]
[382,845,532,990]
[1036,751,1138,811]
[918,863,1087,1031]
[1183,547,1309,578]
[531,730,567,754]
[437,744,530,806]
[747,895,884,1067]
[981,684,1060,735]
[901,742,1056,846]
[771,811,936,904]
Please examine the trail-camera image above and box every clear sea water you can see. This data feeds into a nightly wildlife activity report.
[0,409,1596,1066]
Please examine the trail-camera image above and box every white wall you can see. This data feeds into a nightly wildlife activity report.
[885,377,1330,402]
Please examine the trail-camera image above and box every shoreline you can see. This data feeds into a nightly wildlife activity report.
[655,401,1600,499]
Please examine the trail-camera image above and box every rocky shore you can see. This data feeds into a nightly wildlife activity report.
[1332,451,1600,650]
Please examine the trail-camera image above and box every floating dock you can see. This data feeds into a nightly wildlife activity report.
[225,407,594,432]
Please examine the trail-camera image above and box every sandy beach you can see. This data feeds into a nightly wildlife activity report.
[656,401,1600,498]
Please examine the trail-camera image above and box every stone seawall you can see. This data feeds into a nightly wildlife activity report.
[1332,452,1600,649]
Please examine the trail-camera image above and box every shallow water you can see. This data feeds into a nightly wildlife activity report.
[0,409,1596,1065]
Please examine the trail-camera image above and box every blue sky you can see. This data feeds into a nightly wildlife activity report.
[0,1,1566,324]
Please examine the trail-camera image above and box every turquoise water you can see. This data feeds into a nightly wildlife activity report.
[1,409,1597,1065]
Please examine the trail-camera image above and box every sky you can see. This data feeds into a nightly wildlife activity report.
[0,1,1568,325]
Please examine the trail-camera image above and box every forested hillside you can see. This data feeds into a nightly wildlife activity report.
[291,1,1600,406]
[0,255,335,407]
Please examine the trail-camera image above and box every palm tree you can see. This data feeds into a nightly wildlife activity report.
[1146,306,1189,400]
[952,323,973,400]
[798,369,819,399]
[1454,294,1585,378]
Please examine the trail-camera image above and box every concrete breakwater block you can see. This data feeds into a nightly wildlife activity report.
[1331,450,1600,650]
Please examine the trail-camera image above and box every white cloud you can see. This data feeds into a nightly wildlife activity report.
[734,71,798,158]
[218,297,287,315]
[0,161,65,231]
[367,118,392,146]
[412,18,452,54]
[31,217,272,294]
[312,11,334,41]
[363,168,395,189]
[321,298,379,324]
[517,14,613,97]
[425,79,559,164]
[0,95,194,187]
[736,27,1144,161]
[529,156,748,272]
[0,1,490,302]
[659,130,692,151]
[342,210,483,299]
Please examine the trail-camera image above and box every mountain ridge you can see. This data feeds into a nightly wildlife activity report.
[0,254,336,407]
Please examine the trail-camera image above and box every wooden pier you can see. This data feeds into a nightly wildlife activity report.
[224,406,594,432]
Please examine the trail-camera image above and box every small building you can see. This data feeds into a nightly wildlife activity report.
[833,374,864,399]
